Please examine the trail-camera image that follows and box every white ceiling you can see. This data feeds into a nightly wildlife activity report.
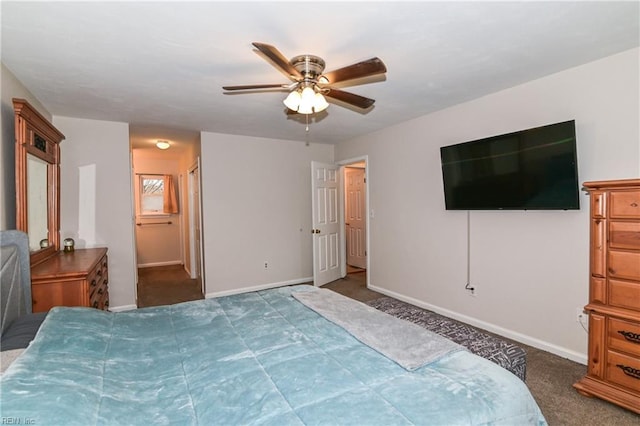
[2,1,638,149]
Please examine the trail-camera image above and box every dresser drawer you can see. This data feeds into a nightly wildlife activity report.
[607,350,640,392]
[100,255,109,285]
[88,256,107,285]
[32,280,86,312]
[90,282,108,309]
[591,191,606,218]
[610,221,640,250]
[609,279,640,311]
[608,317,640,357]
[590,276,607,304]
[591,218,607,278]
[608,250,640,281]
[610,190,640,219]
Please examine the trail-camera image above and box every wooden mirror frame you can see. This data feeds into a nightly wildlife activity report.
[14,98,65,266]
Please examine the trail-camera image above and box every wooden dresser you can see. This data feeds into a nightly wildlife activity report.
[574,179,640,413]
[30,248,109,312]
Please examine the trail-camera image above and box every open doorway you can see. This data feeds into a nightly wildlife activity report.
[344,161,367,277]
[129,127,203,307]
[311,156,371,289]
[318,156,378,301]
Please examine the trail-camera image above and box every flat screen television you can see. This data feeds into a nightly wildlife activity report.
[440,120,579,210]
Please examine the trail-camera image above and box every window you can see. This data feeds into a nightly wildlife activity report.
[140,176,165,215]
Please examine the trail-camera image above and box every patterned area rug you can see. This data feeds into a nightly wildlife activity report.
[367,297,527,381]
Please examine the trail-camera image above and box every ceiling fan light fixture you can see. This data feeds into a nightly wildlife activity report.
[283,90,301,111]
[297,86,316,114]
[285,86,329,115]
[296,102,313,115]
[313,92,329,112]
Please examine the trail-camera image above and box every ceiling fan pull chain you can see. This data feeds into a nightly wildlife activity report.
[305,114,310,146]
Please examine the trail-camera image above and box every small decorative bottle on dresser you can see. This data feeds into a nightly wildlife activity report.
[574,179,640,413]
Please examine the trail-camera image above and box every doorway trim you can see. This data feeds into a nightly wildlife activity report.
[188,158,206,296]
[337,155,370,289]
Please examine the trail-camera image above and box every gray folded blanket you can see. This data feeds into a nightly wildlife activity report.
[293,288,463,370]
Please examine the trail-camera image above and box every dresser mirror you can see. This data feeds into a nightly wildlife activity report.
[26,154,49,250]
[14,98,65,266]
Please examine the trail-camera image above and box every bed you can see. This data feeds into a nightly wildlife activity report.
[1,231,47,373]
[1,287,546,425]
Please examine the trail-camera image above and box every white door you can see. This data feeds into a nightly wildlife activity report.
[345,167,367,269]
[311,161,342,286]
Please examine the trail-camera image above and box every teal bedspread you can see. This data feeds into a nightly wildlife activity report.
[0,286,546,425]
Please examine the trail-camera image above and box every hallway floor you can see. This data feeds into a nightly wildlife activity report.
[137,265,204,308]
[135,266,377,308]
[321,269,383,303]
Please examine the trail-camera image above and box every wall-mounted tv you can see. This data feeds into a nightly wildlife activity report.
[440,120,579,210]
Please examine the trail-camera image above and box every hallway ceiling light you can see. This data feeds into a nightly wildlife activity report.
[156,140,170,150]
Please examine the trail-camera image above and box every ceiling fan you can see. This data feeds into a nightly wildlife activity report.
[222,42,387,115]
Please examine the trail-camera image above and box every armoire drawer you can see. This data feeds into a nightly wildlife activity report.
[608,250,640,281]
[609,279,640,311]
[591,191,606,218]
[607,350,640,392]
[609,221,640,250]
[608,317,640,357]
[610,190,640,219]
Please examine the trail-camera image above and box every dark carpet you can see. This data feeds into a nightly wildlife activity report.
[136,265,203,308]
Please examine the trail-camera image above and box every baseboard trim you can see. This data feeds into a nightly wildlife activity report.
[109,304,137,312]
[368,284,588,365]
[205,277,313,299]
[137,261,183,268]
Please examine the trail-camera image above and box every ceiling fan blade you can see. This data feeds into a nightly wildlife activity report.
[222,83,289,91]
[252,42,303,80]
[324,88,375,109]
[321,57,387,85]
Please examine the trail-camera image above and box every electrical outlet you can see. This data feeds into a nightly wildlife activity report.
[465,284,476,297]
[264,261,268,269]
[576,307,587,323]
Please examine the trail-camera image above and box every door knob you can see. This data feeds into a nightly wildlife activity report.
[311,229,321,234]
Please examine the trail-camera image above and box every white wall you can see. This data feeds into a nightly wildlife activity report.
[200,132,334,297]
[0,63,52,230]
[132,150,182,267]
[336,48,640,363]
[54,116,137,310]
